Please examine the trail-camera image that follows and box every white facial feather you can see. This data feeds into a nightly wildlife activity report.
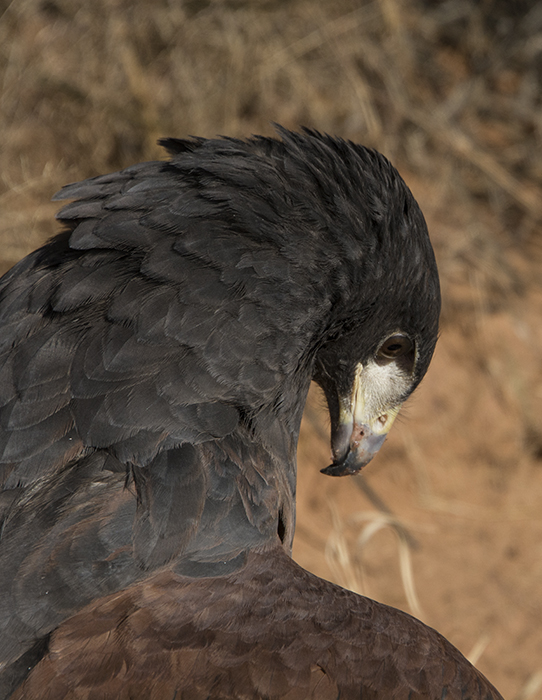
[352,359,411,423]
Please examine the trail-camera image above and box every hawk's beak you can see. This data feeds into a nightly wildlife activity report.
[321,364,402,477]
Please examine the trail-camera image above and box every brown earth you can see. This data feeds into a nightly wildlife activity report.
[1,1,541,698]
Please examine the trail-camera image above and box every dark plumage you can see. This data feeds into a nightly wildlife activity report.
[0,127,501,699]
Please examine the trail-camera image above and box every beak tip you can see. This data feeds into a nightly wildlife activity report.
[320,455,371,477]
[323,427,388,477]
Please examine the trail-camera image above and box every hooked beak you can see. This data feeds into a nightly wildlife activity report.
[320,364,402,477]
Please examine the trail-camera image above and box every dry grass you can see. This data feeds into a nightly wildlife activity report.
[1,0,542,697]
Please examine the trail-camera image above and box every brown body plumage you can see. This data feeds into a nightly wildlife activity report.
[13,549,500,700]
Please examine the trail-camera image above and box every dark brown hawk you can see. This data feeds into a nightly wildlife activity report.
[0,128,502,699]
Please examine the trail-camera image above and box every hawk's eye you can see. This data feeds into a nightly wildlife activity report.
[377,334,413,363]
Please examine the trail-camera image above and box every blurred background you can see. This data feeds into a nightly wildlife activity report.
[1,0,541,697]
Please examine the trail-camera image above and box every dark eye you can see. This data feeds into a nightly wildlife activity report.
[377,334,413,363]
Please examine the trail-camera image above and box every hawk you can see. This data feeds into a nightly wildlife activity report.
[0,128,501,699]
